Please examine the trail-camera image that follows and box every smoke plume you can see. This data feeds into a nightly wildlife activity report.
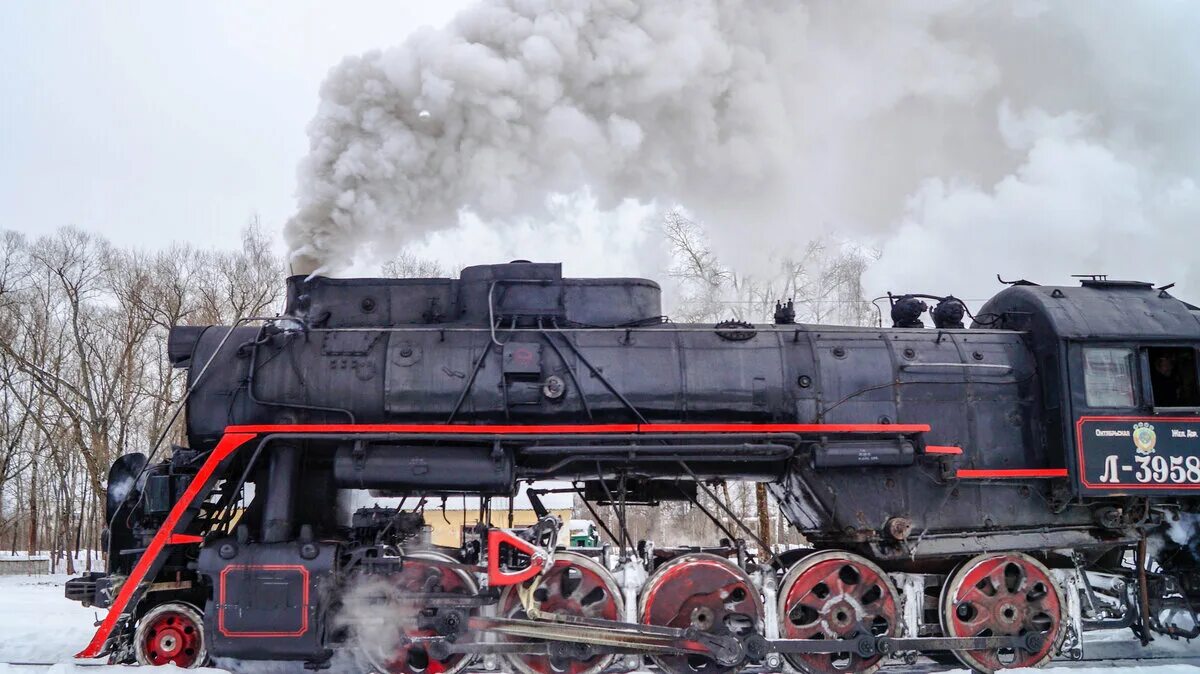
[286,0,1200,299]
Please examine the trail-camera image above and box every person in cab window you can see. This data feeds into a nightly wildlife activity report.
[1152,353,1199,407]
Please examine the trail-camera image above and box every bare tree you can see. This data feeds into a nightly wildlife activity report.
[0,221,285,563]
[194,218,283,324]
[661,210,877,551]
[381,250,453,279]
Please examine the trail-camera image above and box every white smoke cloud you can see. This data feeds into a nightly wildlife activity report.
[1168,512,1200,550]
[286,0,1200,304]
[866,104,1200,300]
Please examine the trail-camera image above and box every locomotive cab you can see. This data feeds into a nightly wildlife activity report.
[976,278,1200,495]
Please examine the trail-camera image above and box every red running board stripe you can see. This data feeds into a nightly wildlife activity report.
[224,422,931,434]
[955,468,1068,479]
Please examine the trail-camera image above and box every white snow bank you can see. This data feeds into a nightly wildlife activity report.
[0,576,103,665]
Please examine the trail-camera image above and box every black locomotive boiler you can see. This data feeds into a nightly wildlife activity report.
[67,261,1200,673]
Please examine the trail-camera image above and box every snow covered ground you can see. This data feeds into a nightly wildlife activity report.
[0,574,1197,673]
[0,575,101,665]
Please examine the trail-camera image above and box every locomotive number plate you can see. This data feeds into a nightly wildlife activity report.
[1076,416,1200,491]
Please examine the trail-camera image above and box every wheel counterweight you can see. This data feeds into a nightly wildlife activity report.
[638,552,763,674]
[777,550,900,674]
[135,602,208,668]
[939,552,1064,672]
[499,550,624,674]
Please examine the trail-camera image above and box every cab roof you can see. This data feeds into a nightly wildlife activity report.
[975,281,1200,341]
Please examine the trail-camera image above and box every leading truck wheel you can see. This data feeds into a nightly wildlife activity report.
[939,552,1064,673]
[778,550,900,674]
[135,602,208,668]
[639,552,764,674]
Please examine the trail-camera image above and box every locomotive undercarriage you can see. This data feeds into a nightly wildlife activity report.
[91,526,1195,674]
[241,505,1156,674]
[324,525,1070,674]
[74,428,1200,673]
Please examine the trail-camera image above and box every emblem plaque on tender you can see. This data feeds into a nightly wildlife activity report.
[1132,422,1157,455]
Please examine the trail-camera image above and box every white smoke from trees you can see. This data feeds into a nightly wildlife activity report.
[286,0,1200,304]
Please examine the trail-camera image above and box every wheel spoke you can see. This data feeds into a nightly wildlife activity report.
[960,582,999,606]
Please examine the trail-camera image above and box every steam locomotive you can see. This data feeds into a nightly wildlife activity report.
[66,261,1200,673]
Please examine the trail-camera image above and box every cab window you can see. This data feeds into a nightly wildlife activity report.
[1147,346,1200,408]
[1083,347,1136,408]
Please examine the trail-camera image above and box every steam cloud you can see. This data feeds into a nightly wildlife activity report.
[332,574,420,672]
[286,0,1200,300]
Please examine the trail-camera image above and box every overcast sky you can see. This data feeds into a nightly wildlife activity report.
[5,2,1198,300]
[0,1,471,254]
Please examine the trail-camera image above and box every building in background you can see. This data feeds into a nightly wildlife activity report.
[417,484,575,547]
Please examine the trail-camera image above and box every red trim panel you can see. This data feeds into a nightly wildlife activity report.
[925,445,963,455]
[76,432,258,659]
[225,422,931,435]
[956,468,1068,479]
[167,533,204,545]
[218,564,310,638]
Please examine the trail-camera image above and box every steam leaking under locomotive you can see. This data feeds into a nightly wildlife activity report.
[67,261,1200,673]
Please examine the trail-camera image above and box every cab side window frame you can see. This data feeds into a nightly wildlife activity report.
[1082,346,1139,409]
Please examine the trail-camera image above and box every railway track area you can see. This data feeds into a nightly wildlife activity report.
[4,570,1198,674]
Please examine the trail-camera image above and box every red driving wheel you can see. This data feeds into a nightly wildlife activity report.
[639,552,763,674]
[940,552,1064,672]
[778,550,899,674]
[498,551,623,674]
[135,602,207,668]
[358,550,478,674]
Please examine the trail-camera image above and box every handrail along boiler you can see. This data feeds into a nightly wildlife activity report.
[66,262,1200,673]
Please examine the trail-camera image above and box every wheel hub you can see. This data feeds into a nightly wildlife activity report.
[828,599,858,630]
[157,631,180,655]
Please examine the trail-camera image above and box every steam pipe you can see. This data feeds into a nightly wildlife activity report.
[261,444,300,543]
